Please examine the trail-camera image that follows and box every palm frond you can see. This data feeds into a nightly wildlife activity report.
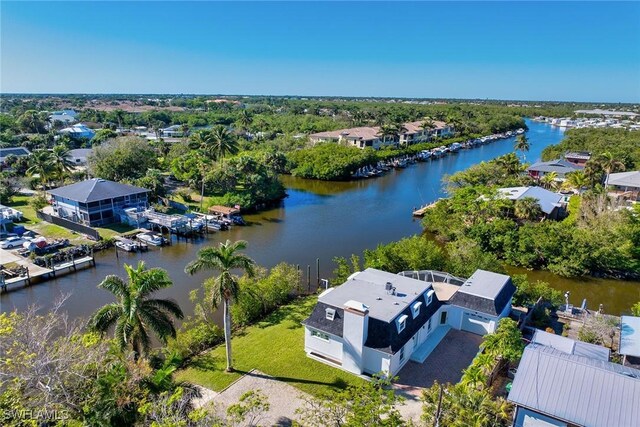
[88,303,123,333]
[142,298,184,320]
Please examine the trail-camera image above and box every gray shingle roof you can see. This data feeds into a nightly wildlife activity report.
[302,302,344,338]
[497,186,563,215]
[508,344,640,427]
[0,147,30,161]
[607,171,640,189]
[47,178,149,203]
[448,270,515,316]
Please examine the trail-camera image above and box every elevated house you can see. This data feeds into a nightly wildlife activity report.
[527,159,583,180]
[606,171,640,202]
[508,333,640,427]
[302,268,515,377]
[308,120,452,150]
[564,151,591,166]
[497,186,566,219]
[47,178,149,227]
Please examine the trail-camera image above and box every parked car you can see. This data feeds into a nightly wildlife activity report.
[0,236,28,249]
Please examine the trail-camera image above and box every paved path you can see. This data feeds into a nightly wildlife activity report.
[207,370,310,426]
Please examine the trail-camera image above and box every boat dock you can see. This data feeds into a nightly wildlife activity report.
[0,248,95,293]
[412,202,438,217]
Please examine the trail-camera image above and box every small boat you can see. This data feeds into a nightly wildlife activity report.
[115,239,137,252]
[137,232,164,246]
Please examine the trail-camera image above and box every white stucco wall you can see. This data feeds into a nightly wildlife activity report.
[362,347,390,376]
[304,327,344,363]
[342,310,369,374]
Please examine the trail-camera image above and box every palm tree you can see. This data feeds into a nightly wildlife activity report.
[184,240,256,372]
[376,123,398,146]
[540,171,559,190]
[514,134,530,162]
[562,170,589,192]
[51,145,74,185]
[26,149,55,189]
[89,261,184,358]
[597,152,625,185]
[236,110,253,133]
[514,197,543,221]
[209,125,239,161]
[495,153,523,177]
[461,365,487,390]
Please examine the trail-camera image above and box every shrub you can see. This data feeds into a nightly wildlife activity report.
[166,318,223,362]
[29,193,48,211]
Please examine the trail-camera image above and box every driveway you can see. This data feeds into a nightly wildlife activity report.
[395,329,483,421]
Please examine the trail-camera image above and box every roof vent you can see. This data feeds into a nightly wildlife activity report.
[376,297,382,301]
[394,302,399,305]
[385,282,393,292]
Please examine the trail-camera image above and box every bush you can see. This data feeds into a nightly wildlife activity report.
[29,193,48,211]
[512,275,563,308]
[166,318,223,362]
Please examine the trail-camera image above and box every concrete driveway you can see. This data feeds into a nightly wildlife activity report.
[394,329,483,421]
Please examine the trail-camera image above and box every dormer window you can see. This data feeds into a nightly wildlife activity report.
[411,301,422,319]
[397,314,408,333]
[325,308,336,321]
[426,289,435,305]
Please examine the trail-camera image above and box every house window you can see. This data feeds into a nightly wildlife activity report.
[426,289,435,305]
[325,308,336,321]
[310,329,330,341]
[397,314,408,333]
[440,311,447,325]
[411,301,422,319]
[400,346,405,361]
[427,318,432,332]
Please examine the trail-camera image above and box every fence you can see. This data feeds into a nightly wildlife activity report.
[37,211,101,240]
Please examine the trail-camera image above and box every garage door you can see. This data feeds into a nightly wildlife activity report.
[461,312,492,335]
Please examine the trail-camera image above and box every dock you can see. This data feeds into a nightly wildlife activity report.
[412,202,438,217]
[0,248,95,293]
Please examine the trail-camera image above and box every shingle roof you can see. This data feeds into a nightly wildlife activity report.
[47,178,149,203]
[508,344,640,427]
[497,186,563,215]
[302,302,344,338]
[607,171,640,189]
[318,268,433,323]
[448,270,515,316]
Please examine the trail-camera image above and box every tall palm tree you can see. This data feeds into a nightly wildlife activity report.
[89,261,183,358]
[26,149,55,189]
[184,240,256,372]
[190,130,216,211]
[209,125,239,161]
[495,153,523,177]
[514,197,543,221]
[597,152,625,185]
[236,110,253,133]
[514,134,530,162]
[51,145,74,185]
[376,123,398,146]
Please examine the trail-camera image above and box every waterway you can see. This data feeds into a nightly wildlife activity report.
[2,120,638,318]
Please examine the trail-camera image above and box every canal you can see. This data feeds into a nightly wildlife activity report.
[2,119,638,318]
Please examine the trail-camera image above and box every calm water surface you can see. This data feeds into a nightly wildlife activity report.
[3,120,638,318]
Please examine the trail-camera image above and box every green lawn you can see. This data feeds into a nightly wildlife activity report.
[175,296,364,397]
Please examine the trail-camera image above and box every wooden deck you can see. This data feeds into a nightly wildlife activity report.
[412,202,438,217]
[1,254,95,292]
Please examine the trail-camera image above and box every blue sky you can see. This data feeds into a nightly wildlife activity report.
[2,1,639,102]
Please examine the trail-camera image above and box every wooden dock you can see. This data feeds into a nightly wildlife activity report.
[0,252,95,293]
[412,202,438,217]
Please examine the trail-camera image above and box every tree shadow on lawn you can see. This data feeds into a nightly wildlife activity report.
[190,352,224,372]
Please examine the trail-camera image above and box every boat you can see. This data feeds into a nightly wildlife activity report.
[115,238,137,252]
[137,232,164,246]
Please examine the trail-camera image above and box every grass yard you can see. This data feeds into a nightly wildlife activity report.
[175,296,364,397]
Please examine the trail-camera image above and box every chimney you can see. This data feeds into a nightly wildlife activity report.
[342,300,369,375]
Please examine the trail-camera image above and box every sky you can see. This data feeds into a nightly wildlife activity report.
[1,1,639,102]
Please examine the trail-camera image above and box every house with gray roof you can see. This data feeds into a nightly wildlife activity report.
[527,159,583,180]
[497,186,566,219]
[47,178,149,226]
[0,147,31,164]
[606,171,640,201]
[508,342,640,427]
[302,268,515,376]
[68,148,93,166]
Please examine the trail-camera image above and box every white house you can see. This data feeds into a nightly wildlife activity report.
[302,268,515,377]
[59,124,96,140]
[49,110,78,126]
[68,148,93,166]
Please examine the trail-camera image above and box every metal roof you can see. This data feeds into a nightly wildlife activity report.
[319,268,432,323]
[47,178,149,203]
[607,171,640,189]
[508,344,640,427]
[497,186,564,215]
[620,316,640,358]
[532,329,610,361]
[0,147,31,160]
[457,269,512,300]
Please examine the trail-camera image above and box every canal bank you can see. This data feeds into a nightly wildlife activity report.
[2,120,638,319]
